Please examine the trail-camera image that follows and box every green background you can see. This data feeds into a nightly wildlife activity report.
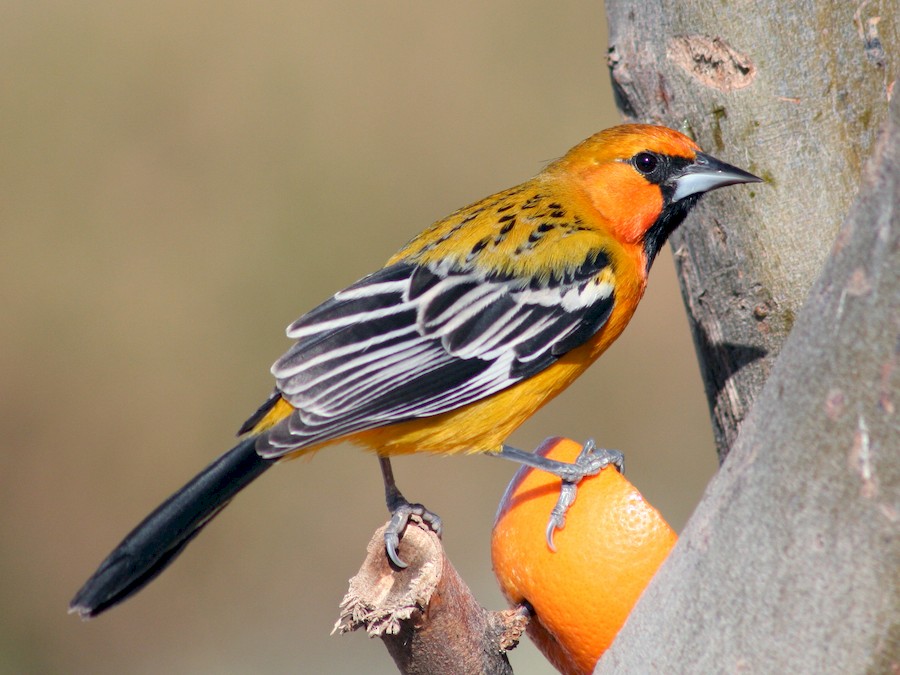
[1,3,716,673]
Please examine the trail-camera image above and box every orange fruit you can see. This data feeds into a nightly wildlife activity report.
[491,437,677,675]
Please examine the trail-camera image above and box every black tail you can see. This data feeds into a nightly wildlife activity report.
[69,437,274,618]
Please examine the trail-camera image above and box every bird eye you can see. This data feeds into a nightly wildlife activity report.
[633,152,659,175]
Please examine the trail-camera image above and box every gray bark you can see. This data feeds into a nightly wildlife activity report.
[595,51,900,675]
[606,0,897,457]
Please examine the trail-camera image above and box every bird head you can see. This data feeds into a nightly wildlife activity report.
[548,124,761,267]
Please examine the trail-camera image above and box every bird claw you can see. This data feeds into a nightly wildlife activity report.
[545,480,577,551]
[570,439,624,478]
[383,500,443,568]
[545,439,623,550]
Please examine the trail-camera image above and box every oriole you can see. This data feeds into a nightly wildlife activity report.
[70,124,760,618]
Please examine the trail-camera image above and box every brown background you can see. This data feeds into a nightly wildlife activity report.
[0,3,716,673]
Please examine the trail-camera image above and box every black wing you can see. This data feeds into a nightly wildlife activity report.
[258,253,614,456]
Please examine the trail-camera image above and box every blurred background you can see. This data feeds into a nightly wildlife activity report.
[0,2,717,673]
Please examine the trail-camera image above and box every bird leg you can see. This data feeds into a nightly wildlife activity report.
[496,440,623,550]
[379,456,443,568]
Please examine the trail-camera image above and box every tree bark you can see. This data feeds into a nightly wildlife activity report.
[606,0,898,458]
[595,67,900,675]
[335,523,527,674]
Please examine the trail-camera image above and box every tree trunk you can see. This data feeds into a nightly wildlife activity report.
[597,2,900,672]
[606,0,897,458]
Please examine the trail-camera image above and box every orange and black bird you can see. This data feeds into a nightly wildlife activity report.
[70,124,760,618]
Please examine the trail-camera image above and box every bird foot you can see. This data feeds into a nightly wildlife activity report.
[496,440,623,550]
[545,440,623,549]
[383,498,443,569]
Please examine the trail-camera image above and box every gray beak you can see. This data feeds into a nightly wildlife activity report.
[671,152,762,202]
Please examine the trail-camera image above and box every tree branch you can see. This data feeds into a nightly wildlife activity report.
[335,523,527,674]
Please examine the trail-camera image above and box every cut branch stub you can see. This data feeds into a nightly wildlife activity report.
[335,522,526,675]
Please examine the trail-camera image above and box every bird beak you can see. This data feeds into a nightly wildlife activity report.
[671,152,762,202]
